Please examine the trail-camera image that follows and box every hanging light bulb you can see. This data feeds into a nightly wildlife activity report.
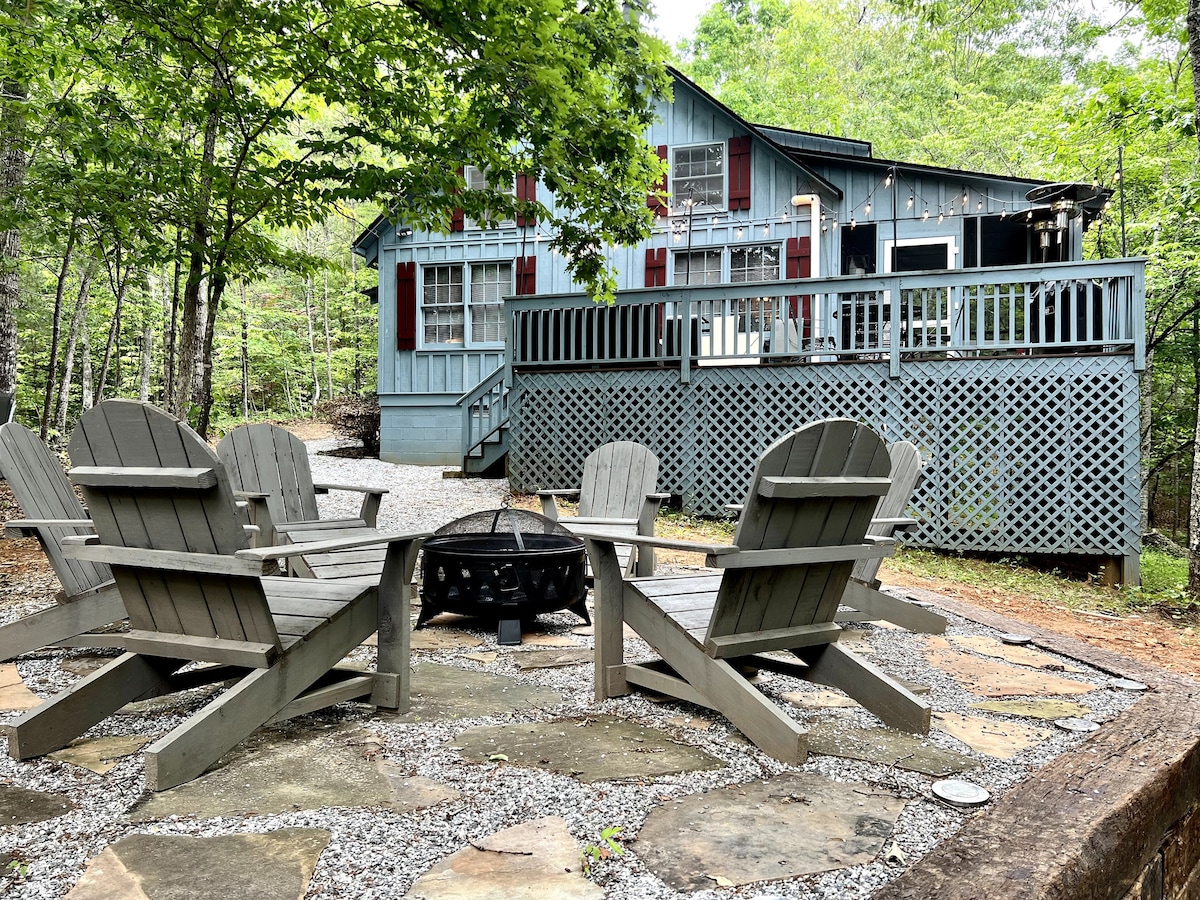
[922,208,929,221]
[850,218,856,229]
[781,212,788,223]
[673,233,681,244]
[1027,210,1033,220]
[864,203,872,216]
[1000,207,1007,219]
[762,224,769,236]
[962,190,968,206]
[885,174,893,188]
[907,196,914,209]
[976,200,982,212]
[822,224,829,233]
[948,206,954,217]
[711,215,718,225]
[938,211,944,224]
[736,226,744,239]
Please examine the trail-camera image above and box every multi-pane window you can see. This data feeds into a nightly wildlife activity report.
[469,262,512,344]
[731,244,781,330]
[463,165,515,229]
[672,143,725,209]
[730,245,780,283]
[422,262,510,347]
[422,265,464,344]
[673,249,722,285]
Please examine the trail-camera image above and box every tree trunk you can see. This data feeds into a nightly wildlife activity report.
[95,260,128,403]
[1190,0,1200,161]
[138,272,156,402]
[80,327,93,412]
[193,271,225,439]
[240,280,249,420]
[165,235,181,405]
[0,79,28,395]
[55,262,94,436]
[170,68,222,420]
[41,217,79,439]
[323,266,333,402]
[304,270,320,411]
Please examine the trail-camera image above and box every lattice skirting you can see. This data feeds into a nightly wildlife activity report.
[508,356,1141,559]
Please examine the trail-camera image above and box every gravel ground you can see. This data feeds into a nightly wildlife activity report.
[0,438,1146,899]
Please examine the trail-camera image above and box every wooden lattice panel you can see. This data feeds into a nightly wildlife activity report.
[508,355,1140,558]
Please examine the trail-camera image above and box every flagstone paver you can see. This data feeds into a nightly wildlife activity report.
[939,636,1087,673]
[782,689,860,711]
[0,662,41,710]
[393,663,565,723]
[127,726,455,822]
[634,772,907,890]
[49,735,152,775]
[404,816,602,900]
[932,712,1052,759]
[808,724,979,775]
[452,715,722,782]
[411,629,485,652]
[923,640,1096,698]
[65,828,329,900]
[513,649,592,670]
[969,699,1094,719]
[0,784,72,825]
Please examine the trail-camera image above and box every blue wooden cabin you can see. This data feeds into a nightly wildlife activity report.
[353,68,1146,583]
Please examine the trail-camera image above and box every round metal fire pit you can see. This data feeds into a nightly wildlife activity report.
[418,507,588,644]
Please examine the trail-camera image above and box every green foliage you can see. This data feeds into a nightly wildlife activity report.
[581,825,625,876]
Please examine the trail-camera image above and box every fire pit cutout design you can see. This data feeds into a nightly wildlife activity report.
[418,507,588,645]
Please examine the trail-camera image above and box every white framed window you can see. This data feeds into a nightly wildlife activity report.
[672,142,725,210]
[882,236,957,273]
[421,265,464,345]
[469,261,512,345]
[730,244,780,283]
[421,261,511,348]
[673,249,723,285]
[463,165,515,229]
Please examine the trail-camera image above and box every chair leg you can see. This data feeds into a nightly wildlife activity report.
[0,588,128,661]
[144,598,376,791]
[7,653,180,760]
[589,540,628,701]
[796,642,931,733]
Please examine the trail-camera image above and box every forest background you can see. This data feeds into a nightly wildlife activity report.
[0,0,1197,546]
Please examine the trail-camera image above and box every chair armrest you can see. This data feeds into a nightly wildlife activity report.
[236,530,430,560]
[62,537,274,576]
[312,484,387,527]
[872,516,919,529]
[712,540,895,569]
[724,502,744,514]
[312,482,389,496]
[5,518,95,539]
[537,489,580,521]
[639,493,670,537]
[576,529,738,556]
[233,490,270,500]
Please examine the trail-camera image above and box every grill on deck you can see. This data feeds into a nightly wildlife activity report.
[418,507,588,644]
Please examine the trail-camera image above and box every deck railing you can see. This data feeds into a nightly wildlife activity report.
[459,364,509,460]
[504,258,1146,381]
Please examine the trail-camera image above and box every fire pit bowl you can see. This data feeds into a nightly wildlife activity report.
[418,507,588,644]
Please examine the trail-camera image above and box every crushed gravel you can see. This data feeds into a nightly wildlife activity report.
[0,438,1145,898]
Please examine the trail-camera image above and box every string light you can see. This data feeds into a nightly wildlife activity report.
[849,218,856,229]
[907,196,914,209]
[1000,207,1007,219]
[762,224,769,236]
[922,208,929,221]
[976,200,982,212]
[736,226,744,239]
[864,203,871,216]
[938,211,944,224]
[884,174,893,188]
[962,190,968,206]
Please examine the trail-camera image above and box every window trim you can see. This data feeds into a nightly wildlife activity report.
[670,140,727,213]
[418,260,512,350]
[881,236,958,273]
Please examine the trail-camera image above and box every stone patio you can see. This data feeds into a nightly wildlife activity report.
[1,579,1196,898]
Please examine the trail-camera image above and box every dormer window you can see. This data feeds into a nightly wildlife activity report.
[463,165,515,229]
[672,142,725,210]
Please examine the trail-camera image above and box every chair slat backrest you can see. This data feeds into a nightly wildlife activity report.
[0,393,13,424]
[0,422,110,598]
[577,441,659,520]
[217,424,320,527]
[852,441,923,585]
[710,419,890,639]
[68,401,278,647]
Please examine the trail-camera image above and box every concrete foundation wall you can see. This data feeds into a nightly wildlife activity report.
[380,395,463,466]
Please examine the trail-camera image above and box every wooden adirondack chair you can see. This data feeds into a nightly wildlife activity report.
[0,422,127,660]
[837,441,947,634]
[216,422,384,549]
[538,441,668,577]
[585,419,931,766]
[6,400,425,791]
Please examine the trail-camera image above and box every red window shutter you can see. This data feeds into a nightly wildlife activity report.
[516,174,537,228]
[516,256,537,295]
[786,237,812,338]
[396,262,417,350]
[644,247,666,287]
[451,166,465,231]
[728,136,752,210]
[647,145,669,218]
